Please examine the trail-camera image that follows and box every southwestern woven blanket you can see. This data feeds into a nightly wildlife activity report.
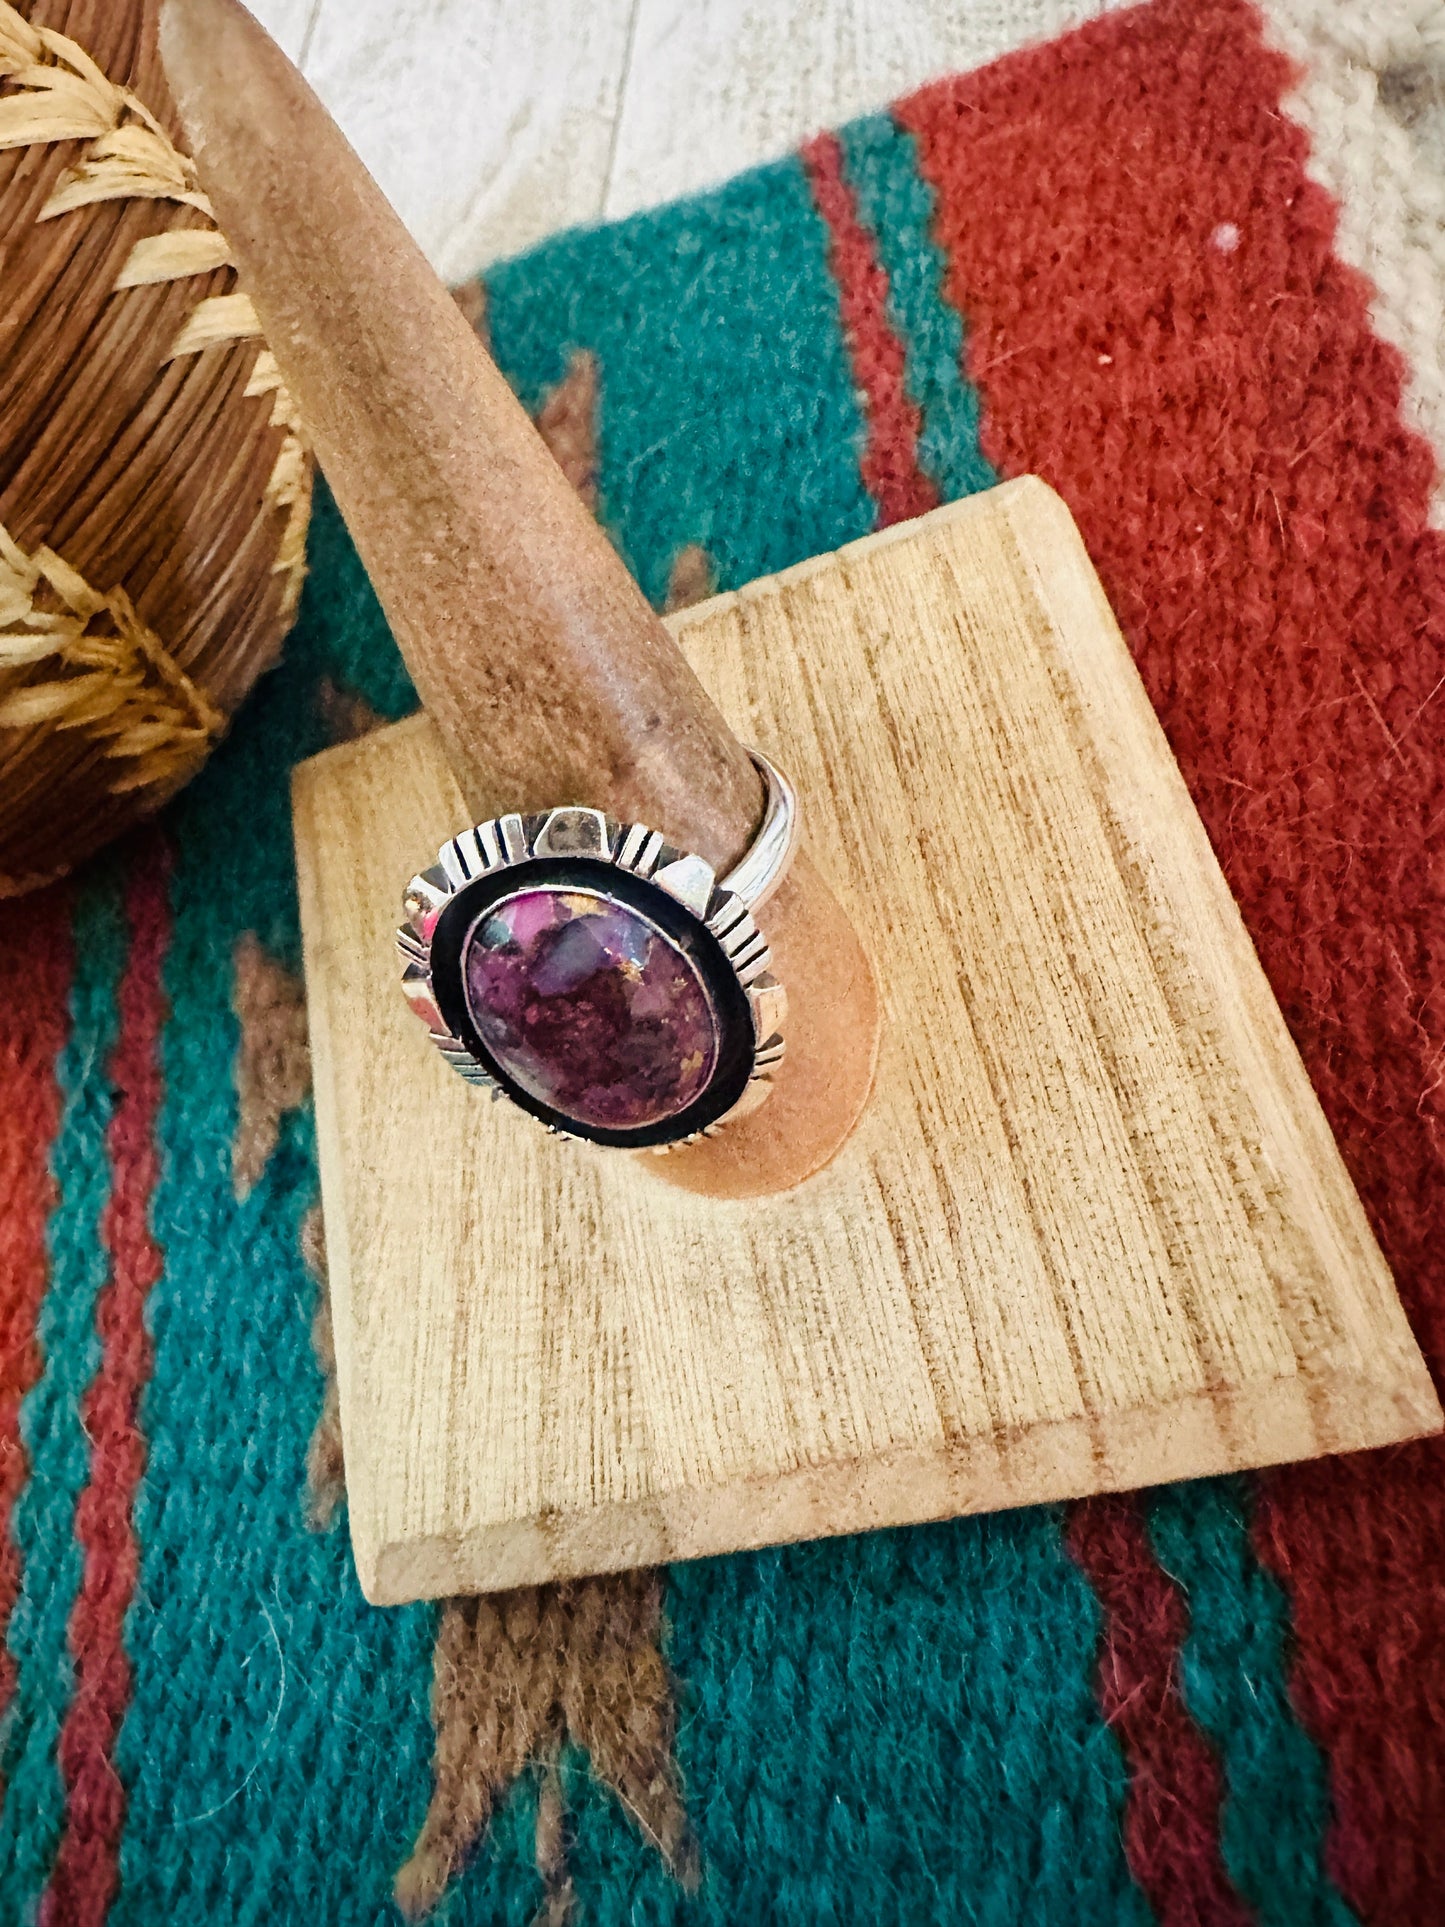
[2,0,1443,1920]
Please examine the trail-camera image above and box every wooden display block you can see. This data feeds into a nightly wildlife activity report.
[293,479,1439,1604]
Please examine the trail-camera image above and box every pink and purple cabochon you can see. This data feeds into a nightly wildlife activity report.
[463,886,720,1130]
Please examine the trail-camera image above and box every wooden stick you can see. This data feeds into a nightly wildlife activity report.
[158,0,879,1192]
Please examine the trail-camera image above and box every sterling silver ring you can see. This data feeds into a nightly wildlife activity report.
[397,750,798,1149]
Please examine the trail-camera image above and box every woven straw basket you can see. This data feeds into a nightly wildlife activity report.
[0,0,310,895]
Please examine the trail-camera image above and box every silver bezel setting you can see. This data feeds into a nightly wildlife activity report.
[398,804,787,1149]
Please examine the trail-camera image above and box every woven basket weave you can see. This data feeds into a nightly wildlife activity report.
[0,0,310,895]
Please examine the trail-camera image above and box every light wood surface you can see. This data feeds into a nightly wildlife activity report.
[293,480,1440,1604]
[246,0,1118,279]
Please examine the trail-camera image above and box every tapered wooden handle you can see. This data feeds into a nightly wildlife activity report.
[159,0,879,1193]
[157,0,761,866]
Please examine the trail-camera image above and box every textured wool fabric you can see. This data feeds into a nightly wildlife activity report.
[0,895,71,1775]
[895,7,1445,1917]
[2,0,1444,1921]
[1,877,126,1907]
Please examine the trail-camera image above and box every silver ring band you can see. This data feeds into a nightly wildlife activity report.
[398,744,798,1149]
[720,750,799,913]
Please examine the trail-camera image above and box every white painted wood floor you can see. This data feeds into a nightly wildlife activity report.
[246,0,1111,282]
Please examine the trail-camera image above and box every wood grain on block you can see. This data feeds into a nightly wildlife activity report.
[293,480,1440,1603]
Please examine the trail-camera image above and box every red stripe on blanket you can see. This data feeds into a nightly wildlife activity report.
[802,131,938,526]
[43,838,171,1927]
[0,891,73,1792]
[899,0,1445,1917]
[1253,1448,1445,1926]
[1066,1496,1250,1926]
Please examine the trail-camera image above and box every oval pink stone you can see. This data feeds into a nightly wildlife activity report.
[463,887,720,1131]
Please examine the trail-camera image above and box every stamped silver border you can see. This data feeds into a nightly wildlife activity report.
[398,804,787,1148]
